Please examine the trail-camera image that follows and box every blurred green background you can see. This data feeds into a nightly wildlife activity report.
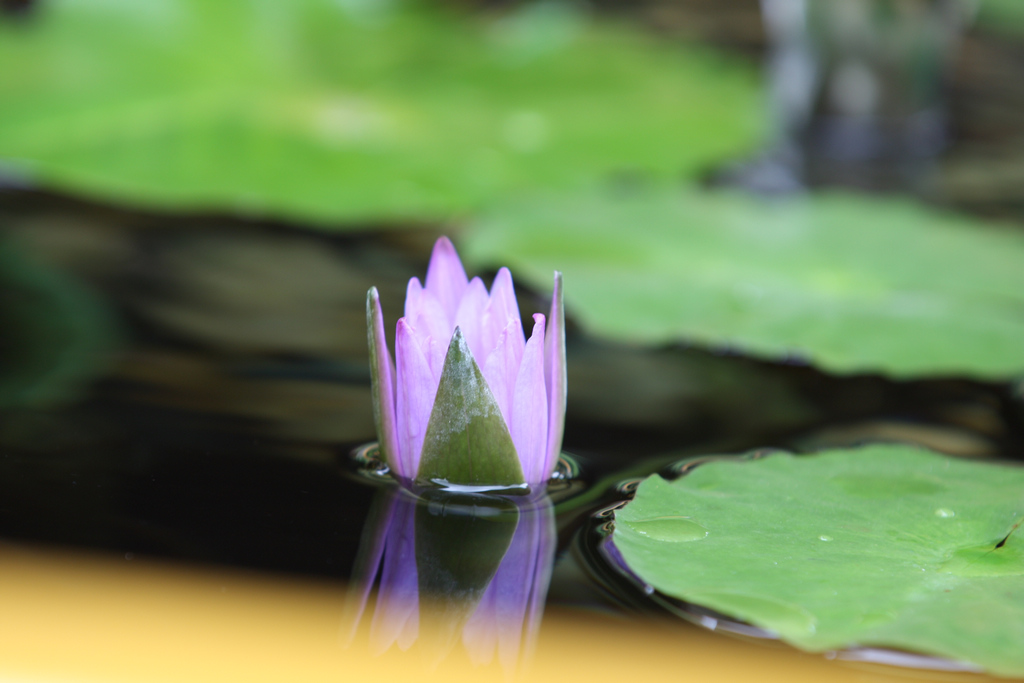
[0,0,762,221]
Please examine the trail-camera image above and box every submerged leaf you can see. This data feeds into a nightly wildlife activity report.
[612,445,1024,677]
[418,328,525,488]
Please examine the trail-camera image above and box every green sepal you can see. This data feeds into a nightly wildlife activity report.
[417,327,525,487]
[366,287,398,469]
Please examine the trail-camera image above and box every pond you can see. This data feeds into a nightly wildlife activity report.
[2,1,1024,681]
[2,185,1022,681]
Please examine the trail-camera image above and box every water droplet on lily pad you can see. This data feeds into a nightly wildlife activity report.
[624,516,708,542]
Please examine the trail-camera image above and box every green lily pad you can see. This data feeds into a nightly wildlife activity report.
[0,0,761,223]
[612,445,1024,677]
[462,186,1024,378]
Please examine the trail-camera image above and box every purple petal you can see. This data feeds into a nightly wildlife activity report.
[343,488,397,646]
[542,271,566,482]
[424,236,469,322]
[468,517,534,669]
[481,321,522,426]
[481,268,523,353]
[369,494,420,654]
[488,268,519,323]
[403,277,424,320]
[521,500,556,665]
[462,592,499,666]
[453,276,490,368]
[511,314,548,486]
[366,287,400,470]
[462,499,555,671]
[395,318,439,479]
[406,284,451,378]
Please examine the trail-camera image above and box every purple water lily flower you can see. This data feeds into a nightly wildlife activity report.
[367,237,566,489]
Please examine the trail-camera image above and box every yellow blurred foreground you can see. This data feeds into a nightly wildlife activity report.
[0,544,1005,683]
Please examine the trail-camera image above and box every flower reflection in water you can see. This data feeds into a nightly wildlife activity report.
[347,487,556,673]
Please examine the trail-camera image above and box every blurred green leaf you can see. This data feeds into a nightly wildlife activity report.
[462,186,1024,378]
[0,0,762,223]
[613,445,1024,677]
[977,0,1024,36]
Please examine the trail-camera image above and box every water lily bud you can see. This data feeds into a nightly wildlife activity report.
[367,237,566,490]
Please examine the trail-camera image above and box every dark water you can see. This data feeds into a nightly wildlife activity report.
[1,186,1022,596]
